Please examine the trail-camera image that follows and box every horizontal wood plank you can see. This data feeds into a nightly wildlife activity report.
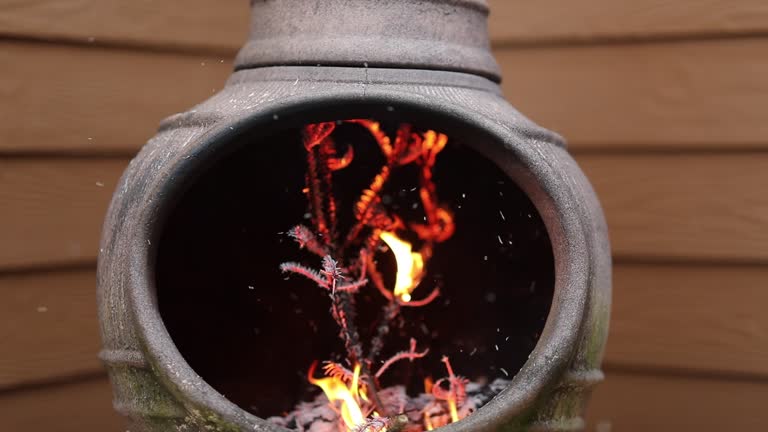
[0,377,124,432]
[4,263,766,389]
[0,0,250,52]
[0,42,233,154]
[580,153,768,262]
[0,269,103,389]
[606,264,768,377]
[586,372,768,431]
[2,1,768,51]
[489,0,768,45]
[3,38,768,154]
[3,152,767,271]
[499,37,768,149]
[0,158,125,270]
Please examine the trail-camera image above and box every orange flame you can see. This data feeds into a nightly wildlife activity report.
[424,411,435,431]
[447,399,460,424]
[308,362,365,430]
[423,377,434,394]
[379,231,425,302]
[441,356,461,423]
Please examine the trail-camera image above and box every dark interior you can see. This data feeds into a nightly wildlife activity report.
[155,114,555,418]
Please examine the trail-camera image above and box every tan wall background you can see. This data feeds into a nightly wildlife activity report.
[1,1,767,430]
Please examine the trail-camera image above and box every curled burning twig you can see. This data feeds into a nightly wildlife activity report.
[346,119,393,157]
[327,143,354,171]
[397,286,440,307]
[375,338,429,380]
[322,361,356,383]
[366,253,393,302]
[303,122,336,150]
[433,356,469,407]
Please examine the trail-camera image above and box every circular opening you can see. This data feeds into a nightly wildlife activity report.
[154,107,555,429]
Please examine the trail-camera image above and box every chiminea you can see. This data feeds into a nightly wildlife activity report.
[97,1,611,431]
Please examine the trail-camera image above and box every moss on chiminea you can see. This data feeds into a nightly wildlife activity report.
[182,408,241,432]
[497,412,536,432]
[128,355,241,432]
[584,295,611,367]
[109,366,187,419]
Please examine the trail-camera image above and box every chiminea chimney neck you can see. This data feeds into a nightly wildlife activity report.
[235,0,501,82]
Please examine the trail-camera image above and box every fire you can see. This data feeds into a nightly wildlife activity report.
[289,120,469,432]
[423,411,435,431]
[379,231,425,303]
[447,399,460,423]
[308,362,366,430]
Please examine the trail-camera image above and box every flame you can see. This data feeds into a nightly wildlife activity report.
[308,362,365,430]
[421,360,464,430]
[441,356,461,423]
[448,399,460,423]
[424,411,435,431]
[423,377,434,394]
[379,231,425,302]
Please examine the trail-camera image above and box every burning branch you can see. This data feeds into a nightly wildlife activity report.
[398,287,440,307]
[303,122,337,247]
[375,338,429,380]
[432,356,470,423]
[323,362,356,383]
[279,119,467,432]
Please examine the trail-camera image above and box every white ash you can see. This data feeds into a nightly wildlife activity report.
[268,378,511,432]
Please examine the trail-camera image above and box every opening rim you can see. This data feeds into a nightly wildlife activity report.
[123,92,590,431]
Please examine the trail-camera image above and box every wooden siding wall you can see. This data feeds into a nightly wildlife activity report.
[1,1,767,430]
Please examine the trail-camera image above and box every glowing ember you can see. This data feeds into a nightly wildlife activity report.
[379,231,425,303]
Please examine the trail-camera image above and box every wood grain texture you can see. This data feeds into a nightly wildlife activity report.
[2,0,768,50]
[0,42,233,154]
[4,263,766,390]
[2,153,766,271]
[607,264,768,377]
[498,37,768,149]
[580,153,768,262]
[0,377,124,432]
[0,158,125,270]
[3,37,768,154]
[489,0,768,44]
[0,0,249,52]
[0,269,103,390]
[585,372,768,431]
